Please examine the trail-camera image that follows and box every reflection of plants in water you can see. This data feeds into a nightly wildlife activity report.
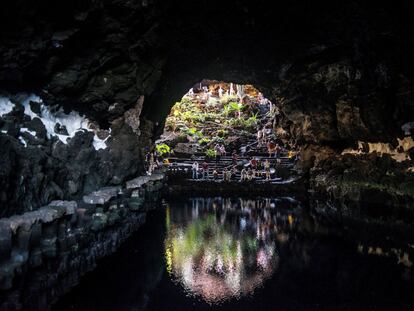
[165,206,278,303]
[172,215,245,272]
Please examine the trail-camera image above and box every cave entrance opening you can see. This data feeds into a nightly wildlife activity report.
[150,80,298,182]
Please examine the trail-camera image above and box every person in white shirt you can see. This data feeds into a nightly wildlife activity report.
[220,144,226,156]
[192,162,199,179]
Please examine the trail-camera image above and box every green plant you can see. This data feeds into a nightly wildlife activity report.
[212,136,224,144]
[186,127,203,138]
[245,112,259,128]
[205,148,216,158]
[198,137,211,145]
[156,143,171,156]
[217,129,228,138]
[223,101,243,116]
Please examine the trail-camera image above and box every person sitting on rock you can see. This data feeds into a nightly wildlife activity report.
[264,159,271,181]
[192,161,199,179]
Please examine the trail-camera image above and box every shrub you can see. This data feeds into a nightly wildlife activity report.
[223,101,243,116]
[205,148,216,158]
[156,143,171,156]
[217,129,228,138]
[198,137,211,145]
[212,136,224,144]
[186,127,203,138]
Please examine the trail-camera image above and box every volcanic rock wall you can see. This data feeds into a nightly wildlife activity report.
[0,0,413,212]
[0,171,165,311]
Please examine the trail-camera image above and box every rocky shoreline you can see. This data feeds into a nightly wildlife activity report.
[0,171,166,311]
[309,153,414,209]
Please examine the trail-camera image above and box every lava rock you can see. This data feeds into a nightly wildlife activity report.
[29,101,41,114]
[54,123,69,136]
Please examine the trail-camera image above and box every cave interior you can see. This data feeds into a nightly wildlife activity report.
[0,0,414,310]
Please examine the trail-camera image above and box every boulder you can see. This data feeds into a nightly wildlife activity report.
[54,123,69,136]
[29,100,41,114]
[83,187,121,205]
[127,197,145,211]
[90,212,108,232]
[47,200,77,215]
[174,143,199,155]
[126,176,150,189]
[26,117,47,140]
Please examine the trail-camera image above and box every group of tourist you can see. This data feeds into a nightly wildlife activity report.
[240,158,274,181]
[155,83,300,182]
[256,124,273,147]
[145,150,171,175]
[191,156,277,182]
[255,123,284,159]
[214,143,226,162]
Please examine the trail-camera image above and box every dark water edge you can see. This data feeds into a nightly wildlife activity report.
[53,197,414,311]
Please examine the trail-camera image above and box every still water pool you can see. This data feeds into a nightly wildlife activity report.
[54,197,414,311]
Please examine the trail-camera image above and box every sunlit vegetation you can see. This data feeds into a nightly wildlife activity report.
[155,143,171,156]
[161,82,271,153]
[164,199,279,303]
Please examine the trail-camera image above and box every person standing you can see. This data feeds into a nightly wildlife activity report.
[226,169,232,182]
[267,141,276,158]
[262,125,268,145]
[192,161,199,179]
[264,159,271,181]
[214,144,221,164]
[202,161,209,180]
[257,129,263,146]
[232,150,238,165]
[223,167,228,181]
[275,144,281,159]
[247,168,254,181]
[218,86,223,98]
[220,144,226,156]
[240,167,247,182]
[250,157,258,177]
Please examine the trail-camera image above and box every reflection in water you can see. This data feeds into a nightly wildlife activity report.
[54,196,414,311]
[164,197,298,303]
